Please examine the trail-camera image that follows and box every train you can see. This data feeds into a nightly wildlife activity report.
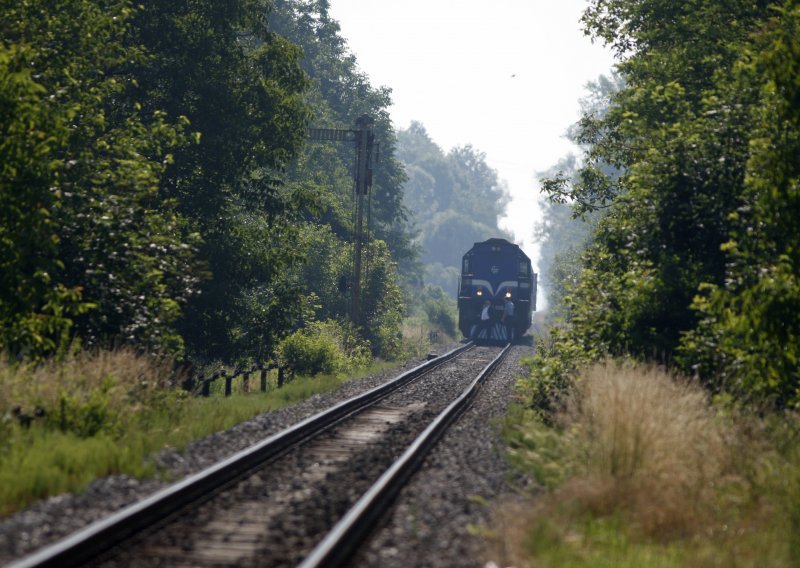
[457,238,537,343]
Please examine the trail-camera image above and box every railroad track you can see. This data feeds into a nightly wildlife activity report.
[10,342,511,568]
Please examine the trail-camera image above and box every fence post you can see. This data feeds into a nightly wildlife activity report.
[260,368,267,392]
[224,370,232,397]
[278,367,285,388]
[202,377,211,397]
[243,371,250,393]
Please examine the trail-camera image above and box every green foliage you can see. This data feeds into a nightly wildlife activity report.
[125,0,315,364]
[420,285,458,338]
[0,0,199,359]
[533,0,800,409]
[397,122,513,295]
[278,329,342,376]
[277,320,370,376]
[1,0,423,367]
[269,0,418,271]
[291,223,405,360]
[264,1,419,359]
[678,3,800,407]
[359,240,405,359]
[533,75,622,319]
[503,404,577,490]
[518,330,591,421]
[296,223,352,322]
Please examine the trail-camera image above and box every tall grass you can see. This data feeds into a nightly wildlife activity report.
[0,348,387,516]
[564,360,727,538]
[493,359,800,567]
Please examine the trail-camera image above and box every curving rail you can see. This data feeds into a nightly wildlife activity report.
[9,342,475,568]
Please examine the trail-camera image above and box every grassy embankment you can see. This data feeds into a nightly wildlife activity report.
[0,346,411,518]
[491,360,800,567]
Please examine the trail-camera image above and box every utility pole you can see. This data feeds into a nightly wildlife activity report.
[308,114,377,327]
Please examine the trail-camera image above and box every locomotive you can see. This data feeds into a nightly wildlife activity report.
[457,238,537,343]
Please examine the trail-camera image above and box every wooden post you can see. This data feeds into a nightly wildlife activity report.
[224,371,232,397]
[243,372,250,393]
[260,368,268,392]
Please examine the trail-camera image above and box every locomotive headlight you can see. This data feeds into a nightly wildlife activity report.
[476,289,483,296]
[505,290,512,299]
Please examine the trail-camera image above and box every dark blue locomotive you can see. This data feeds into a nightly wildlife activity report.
[457,238,537,342]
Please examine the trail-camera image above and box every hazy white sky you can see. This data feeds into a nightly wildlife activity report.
[328,0,616,269]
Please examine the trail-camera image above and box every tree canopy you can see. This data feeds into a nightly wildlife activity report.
[538,0,800,408]
[1,0,416,364]
[397,122,512,294]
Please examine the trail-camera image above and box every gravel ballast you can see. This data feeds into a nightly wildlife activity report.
[354,344,533,567]
[0,342,534,566]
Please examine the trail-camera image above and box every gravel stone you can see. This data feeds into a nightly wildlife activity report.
[353,344,535,567]
[0,342,534,567]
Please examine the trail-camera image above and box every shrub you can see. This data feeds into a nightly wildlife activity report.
[278,329,342,376]
[277,320,370,376]
[517,326,595,422]
[496,360,800,567]
[563,360,727,538]
[421,285,457,338]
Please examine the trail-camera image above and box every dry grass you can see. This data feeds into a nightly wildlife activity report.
[488,359,800,567]
[401,322,449,356]
[1,348,177,414]
[560,360,728,538]
[0,348,377,515]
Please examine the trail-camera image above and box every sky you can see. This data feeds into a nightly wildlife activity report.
[327,0,616,271]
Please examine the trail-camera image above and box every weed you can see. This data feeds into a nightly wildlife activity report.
[491,359,800,567]
[0,347,389,516]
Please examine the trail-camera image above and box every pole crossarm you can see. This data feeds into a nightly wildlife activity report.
[308,128,358,142]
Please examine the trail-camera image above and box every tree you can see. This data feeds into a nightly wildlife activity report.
[265,0,417,358]
[125,0,314,363]
[269,0,417,265]
[0,0,199,358]
[680,3,800,407]
[541,0,771,361]
[534,75,623,318]
[397,122,513,299]
[531,0,800,409]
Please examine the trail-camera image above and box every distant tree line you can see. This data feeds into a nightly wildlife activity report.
[396,122,512,295]
[534,0,800,408]
[0,0,414,364]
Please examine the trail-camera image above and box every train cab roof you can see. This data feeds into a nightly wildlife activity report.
[463,238,530,262]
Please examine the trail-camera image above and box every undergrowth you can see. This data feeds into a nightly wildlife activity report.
[490,359,800,567]
[0,346,397,517]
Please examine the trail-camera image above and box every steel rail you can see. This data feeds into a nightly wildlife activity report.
[9,342,474,568]
[299,342,513,568]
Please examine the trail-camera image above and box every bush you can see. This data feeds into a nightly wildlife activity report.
[496,360,800,567]
[277,320,370,376]
[278,330,341,376]
[421,285,457,337]
[517,326,594,422]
